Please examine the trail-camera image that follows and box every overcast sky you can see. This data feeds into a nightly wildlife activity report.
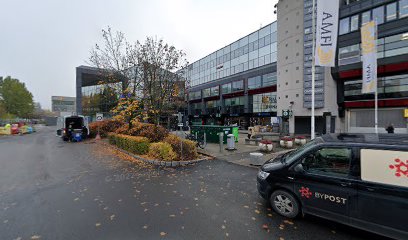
[0,0,277,109]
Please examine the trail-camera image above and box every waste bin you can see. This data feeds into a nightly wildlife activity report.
[227,134,235,150]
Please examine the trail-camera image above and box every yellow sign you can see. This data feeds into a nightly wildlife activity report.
[404,109,408,118]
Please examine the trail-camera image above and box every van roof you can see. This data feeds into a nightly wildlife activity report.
[320,134,408,146]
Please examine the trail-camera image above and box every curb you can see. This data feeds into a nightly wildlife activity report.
[99,141,211,167]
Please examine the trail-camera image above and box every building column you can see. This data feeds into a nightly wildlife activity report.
[289,117,295,135]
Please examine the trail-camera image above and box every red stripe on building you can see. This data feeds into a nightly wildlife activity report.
[344,99,408,108]
[339,62,408,80]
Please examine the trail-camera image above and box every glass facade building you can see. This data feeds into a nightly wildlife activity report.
[186,22,278,129]
[335,0,408,133]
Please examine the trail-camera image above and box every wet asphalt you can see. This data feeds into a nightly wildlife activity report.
[0,126,385,240]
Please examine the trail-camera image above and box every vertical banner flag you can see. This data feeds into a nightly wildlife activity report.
[361,21,378,94]
[315,0,340,67]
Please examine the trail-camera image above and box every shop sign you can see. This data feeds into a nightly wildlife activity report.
[404,109,408,118]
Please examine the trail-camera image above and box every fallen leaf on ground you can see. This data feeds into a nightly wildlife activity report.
[243,205,249,208]
[267,213,273,217]
[284,220,294,225]
[262,224,269,230]
[221,225,226,229]
[169,214,176,218]
[74,198,79,201]
[95,223,101,227]
[143,225,148,229]
[160,232,166,236]
[110,215,115,220]
[255,210,260,214]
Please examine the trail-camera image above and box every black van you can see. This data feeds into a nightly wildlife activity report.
[257,134,408,240]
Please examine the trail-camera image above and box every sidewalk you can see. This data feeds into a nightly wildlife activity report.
[198,133,291,168]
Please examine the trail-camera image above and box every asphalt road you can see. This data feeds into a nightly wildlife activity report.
[0,126,385,240]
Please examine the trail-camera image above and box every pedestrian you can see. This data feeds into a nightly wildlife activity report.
[248,126,254,139]
[385,123,394,134]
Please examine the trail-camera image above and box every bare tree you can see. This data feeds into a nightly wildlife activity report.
[89,28,188,127]
[135,37,188,125]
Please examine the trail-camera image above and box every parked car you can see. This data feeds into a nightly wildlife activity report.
[257,134,408,240]
[56,115,89,141]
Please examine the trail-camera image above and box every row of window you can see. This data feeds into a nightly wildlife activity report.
[189,34,277,76]
[338,32,408,66]
[191,93,277,113]
[190,52,277,87]
[189,72,277,100]
[344,74,408,97]
[339,0,408,35]
[189,23,277,69]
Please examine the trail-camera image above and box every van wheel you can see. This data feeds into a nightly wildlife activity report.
[270,190,299,218]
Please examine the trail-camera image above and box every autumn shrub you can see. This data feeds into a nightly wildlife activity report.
[138,124,169,142]
[127,122,144,136]
[164,134,198,161]
[115,124,130,135]
[108,133,150,155]
[148,142,177,161]
[89,119,124,137]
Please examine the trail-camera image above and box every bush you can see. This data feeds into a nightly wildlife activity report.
[108,133,150,155]
[89,119,123,137]
[164,134,198,161]
[114,124,130,135]
[148,142,177,161]
[138,124,169,142]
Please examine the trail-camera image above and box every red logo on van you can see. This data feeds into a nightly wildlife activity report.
[389,159,408,178]
[299,187,312,199]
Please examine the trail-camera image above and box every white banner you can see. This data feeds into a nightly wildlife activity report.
[315,0,340,67]
[361,21,377,94]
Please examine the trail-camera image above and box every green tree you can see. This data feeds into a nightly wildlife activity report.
[0,76,34,118]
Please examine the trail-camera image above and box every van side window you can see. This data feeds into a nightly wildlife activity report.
[302,148,352,177]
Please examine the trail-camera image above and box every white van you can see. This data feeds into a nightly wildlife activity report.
[56,115,89,141]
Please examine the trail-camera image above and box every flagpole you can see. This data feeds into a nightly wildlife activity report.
[374,21,378,134]
[375,85,378,134]
[311,0,316,140]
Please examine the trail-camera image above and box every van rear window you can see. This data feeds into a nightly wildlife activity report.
[361,149,408,188]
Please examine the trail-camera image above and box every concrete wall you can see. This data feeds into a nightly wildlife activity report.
[277,0,341,135]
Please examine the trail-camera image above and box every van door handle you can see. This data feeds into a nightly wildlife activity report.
[366,187,377,192]
[340,182,351,187]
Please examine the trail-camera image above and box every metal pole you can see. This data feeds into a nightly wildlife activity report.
[311,0,316,140]
[375,84,378,134]
[219,132,224,153]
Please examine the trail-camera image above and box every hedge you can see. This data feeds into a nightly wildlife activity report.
[108,133,150,155]
[164,134,198,161]
[89,119,123,137]
[148,142,177,161]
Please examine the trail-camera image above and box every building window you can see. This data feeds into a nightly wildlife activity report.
[339,17,350,35]
[232,80,244,92]
[400,0,408,18]
[350,14,359,31]
[222,83,232,94]
[225,96,245,107]
[189,91,201,100]
[373,6,384,24]
[386,2,397,21]
[248,76,262,89]
[252,92,277,113]
[361,10,371,26]
[262,72,277,86]
[203,86,219,98]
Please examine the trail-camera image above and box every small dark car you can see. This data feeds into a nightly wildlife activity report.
[257,134,408,240]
